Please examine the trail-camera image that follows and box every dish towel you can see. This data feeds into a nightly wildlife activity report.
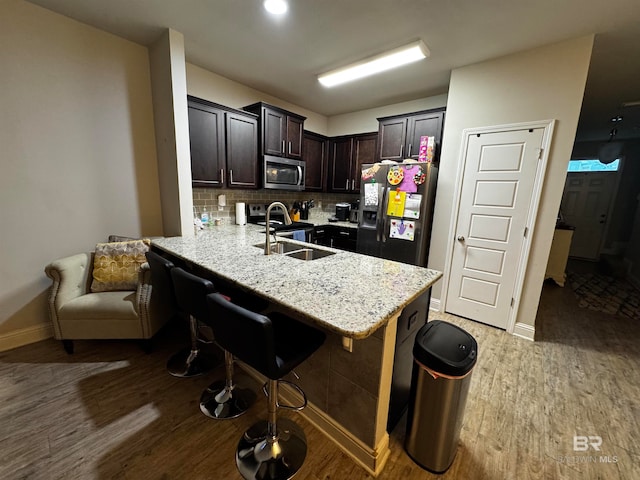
[292,230,306,241]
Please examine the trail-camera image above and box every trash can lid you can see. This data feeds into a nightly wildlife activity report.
[413,320,477,377]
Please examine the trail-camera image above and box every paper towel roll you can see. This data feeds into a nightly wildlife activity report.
[235,203,246,225]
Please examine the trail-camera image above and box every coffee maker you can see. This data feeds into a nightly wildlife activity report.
[335,203,350,221]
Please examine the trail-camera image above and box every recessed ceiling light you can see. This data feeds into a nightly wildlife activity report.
[318,40,429,88]
[264,0,288,15]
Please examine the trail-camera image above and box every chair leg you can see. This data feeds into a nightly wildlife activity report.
[200,350,256,419]
[62,340,74,355]
[236,379,307,480]
[167,315,216,377]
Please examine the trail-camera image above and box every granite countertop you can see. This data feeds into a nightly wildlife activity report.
[152,224,441,339]
[304,211,358,229]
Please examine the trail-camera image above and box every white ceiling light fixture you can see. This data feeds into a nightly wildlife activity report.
[264,0,288,15]
[622,100,640,108]
[318,40,430,88]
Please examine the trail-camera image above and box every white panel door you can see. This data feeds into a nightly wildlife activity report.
[446,128,544,329]
[561,172,617,260]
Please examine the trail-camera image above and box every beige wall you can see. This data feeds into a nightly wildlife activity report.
[186,62,447,138]
[186,63,329,135]
[429,36,594,331]
[149,29,194,237]
[0,1,162,345]
[327,94,448,137]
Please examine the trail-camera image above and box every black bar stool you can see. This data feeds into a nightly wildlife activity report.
[145,251,215,378]
[171,267,256,419]
[207,292,326,480]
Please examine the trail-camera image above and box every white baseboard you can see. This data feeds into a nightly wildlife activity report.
[0,323,53,352]
[429,297,441,312]
[240,363,390,477]
[512,322,535,341]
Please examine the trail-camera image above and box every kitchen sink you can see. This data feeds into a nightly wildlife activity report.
[284,247,335,261]
[253,242,335,261]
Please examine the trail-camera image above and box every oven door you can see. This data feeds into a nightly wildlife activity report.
[263,155,305,191]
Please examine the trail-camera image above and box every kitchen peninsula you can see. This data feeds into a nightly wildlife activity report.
[152,224,441,475]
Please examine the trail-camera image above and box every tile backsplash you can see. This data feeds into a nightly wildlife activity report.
[192,188,358,221]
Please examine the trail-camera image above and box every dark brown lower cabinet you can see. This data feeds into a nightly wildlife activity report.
[313,225,357,252]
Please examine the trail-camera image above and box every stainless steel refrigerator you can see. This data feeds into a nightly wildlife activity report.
[356,162,438,266]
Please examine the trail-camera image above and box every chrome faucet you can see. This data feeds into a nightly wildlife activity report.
[264,202,292,255]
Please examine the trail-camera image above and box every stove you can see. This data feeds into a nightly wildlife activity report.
[247,203,315,238]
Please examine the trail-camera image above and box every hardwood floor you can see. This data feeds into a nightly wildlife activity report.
[1,282,638,479]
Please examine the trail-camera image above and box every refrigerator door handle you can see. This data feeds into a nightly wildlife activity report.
[375,184,386,242]
[379,186,389,243]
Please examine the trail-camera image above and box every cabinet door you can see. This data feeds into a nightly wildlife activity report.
[303,132,328,191]
[263,108,286,157]
[378,117,406,161]
[286,116,304,159]
[352,133,377,192]
[405,112,444,160]
[328,137,353,192]
[226,113,258,188]
[331,227,357,252]
[188,103,225,187]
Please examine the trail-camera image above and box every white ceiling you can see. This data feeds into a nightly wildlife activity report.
[26,0,640,142]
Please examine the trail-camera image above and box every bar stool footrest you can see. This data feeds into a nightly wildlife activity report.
[261,380,307,411]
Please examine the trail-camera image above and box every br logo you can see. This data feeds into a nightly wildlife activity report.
[573,435,602,451]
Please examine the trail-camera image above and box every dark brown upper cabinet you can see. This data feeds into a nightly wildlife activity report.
[188,96,259,189]
[243,102,306,159]
[377,108,445,163]
[302,131,329,192]
[225,112,259,188]
[328,133,377,193]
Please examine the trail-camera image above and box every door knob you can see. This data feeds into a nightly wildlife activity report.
[457,236,465,242]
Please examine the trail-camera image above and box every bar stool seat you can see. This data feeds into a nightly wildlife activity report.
[207,293,326,480]
[171,267,256,419]
[145,251,216,378]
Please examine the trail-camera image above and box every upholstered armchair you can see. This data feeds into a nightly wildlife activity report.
[44,242,168,354]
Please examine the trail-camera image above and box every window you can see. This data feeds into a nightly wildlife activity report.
[567,159,620,172]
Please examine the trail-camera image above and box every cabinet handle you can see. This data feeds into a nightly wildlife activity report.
[229,169,234,184]
[345,179,349,190]
[288,141,292,155]
[339,231,350,236]
[282,140,285,153]
[351,179,355,190]
[399,144,404,158]
[221,169,225,184]
[407,143,412,157]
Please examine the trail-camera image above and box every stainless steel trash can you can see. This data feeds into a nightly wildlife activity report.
[404,320,478,473]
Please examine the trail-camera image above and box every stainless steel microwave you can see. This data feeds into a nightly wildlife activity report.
[263,155,305,191]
